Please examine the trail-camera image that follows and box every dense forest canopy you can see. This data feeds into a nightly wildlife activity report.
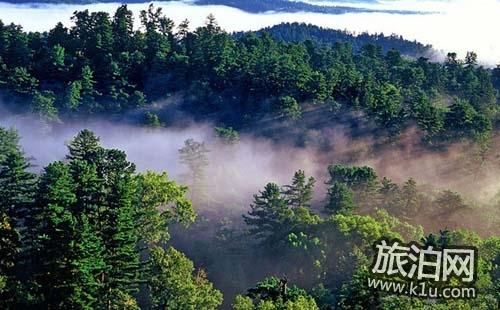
[0,127,498,309]
[0,4,499,310]
[0,4,498,146]
[235,22,434,58]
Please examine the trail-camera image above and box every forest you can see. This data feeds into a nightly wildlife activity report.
[0,5,498,144]
[0,4,499,310]
[236,23,433,58]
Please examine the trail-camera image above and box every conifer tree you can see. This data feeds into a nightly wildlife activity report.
[0,127,36,306]
[325,182,355,215]
[31,161,105,309]
[66,130,140,306]
[243,183,291,244]
[282,170,315,209]
[178,138,210,200]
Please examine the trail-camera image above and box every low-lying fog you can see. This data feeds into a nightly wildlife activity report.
[0,0,498,66]
[1,107,499,210]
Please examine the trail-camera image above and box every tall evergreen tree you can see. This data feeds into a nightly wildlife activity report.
[243,183,292,245]
[31,161,105,309]
[325,182,355,215]
[178,138,210,200]
[0,126,36,307]
[66,130,140,307]
[282,170,315,209]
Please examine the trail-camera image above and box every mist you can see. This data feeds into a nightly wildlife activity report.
[0,0,498,66]
[1,103,499,212]
[2,102,499,307]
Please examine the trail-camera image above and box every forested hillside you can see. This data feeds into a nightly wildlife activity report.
[236,22,433,58]
[0,4,499,310]
[0,5,498,145]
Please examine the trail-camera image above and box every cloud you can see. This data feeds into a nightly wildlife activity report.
[0,0,498,65]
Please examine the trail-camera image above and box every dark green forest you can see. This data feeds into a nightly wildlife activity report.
[0,4,498,143]
[234,22,433,58]
[0,4,499,310]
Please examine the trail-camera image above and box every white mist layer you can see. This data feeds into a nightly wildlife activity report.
[0,113,323,208]
[0,0,498,66]
[1,111,499,209]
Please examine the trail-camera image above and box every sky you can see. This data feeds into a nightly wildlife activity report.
[0,0,498,65]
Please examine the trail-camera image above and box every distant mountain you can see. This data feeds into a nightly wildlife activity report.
[194,0,422,14]
[0,0,424,15]
[236,22,434,58]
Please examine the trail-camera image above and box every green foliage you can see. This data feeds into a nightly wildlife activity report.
[330,213,402,246]
[244,183,291,244]
[327,164,377,190]
[0,211,21,306]
[399,178,420,218]
[215,126,240,144]
[32,90,58,121]
[337,266,380,309]
[0,126,36,307]
[0,127,221,308]
[148,246,223,309]
[243,171,320,247]
[7,67,38,96]
[144,111,163,127]
[278,96,302,120]
[0,11,497,143]
[0,124,499,309]
[0,7,498,301]
[410,91,445,135]
[326,164,378,210]
[0,128,36,225]
[282,170,316,209]
[325,182,355,215]
[235,277,319,310]
[63,81,83,111]
[445,98,492,141]
[50,44,65,67]
[133,171,195,244]
[31,161,100,309]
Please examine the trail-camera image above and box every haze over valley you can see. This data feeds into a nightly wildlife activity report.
[0,1,498,309]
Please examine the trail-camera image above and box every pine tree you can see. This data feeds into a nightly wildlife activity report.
[66,130,140,307]
[0,126,36,307]
[243,183,292,244]
[63,80,82,111]
[80,65,100,112]
[400,178,420,218]
[282,170,315,209]
[67,129,103,163]
[101,154,140,305]
[325,182,355,215]
[0,146,36,224]
[178,138,210,200]
[31,161,105,309]
[70,214,106,309]
[112,5,134,53]
[0,211,21,307]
